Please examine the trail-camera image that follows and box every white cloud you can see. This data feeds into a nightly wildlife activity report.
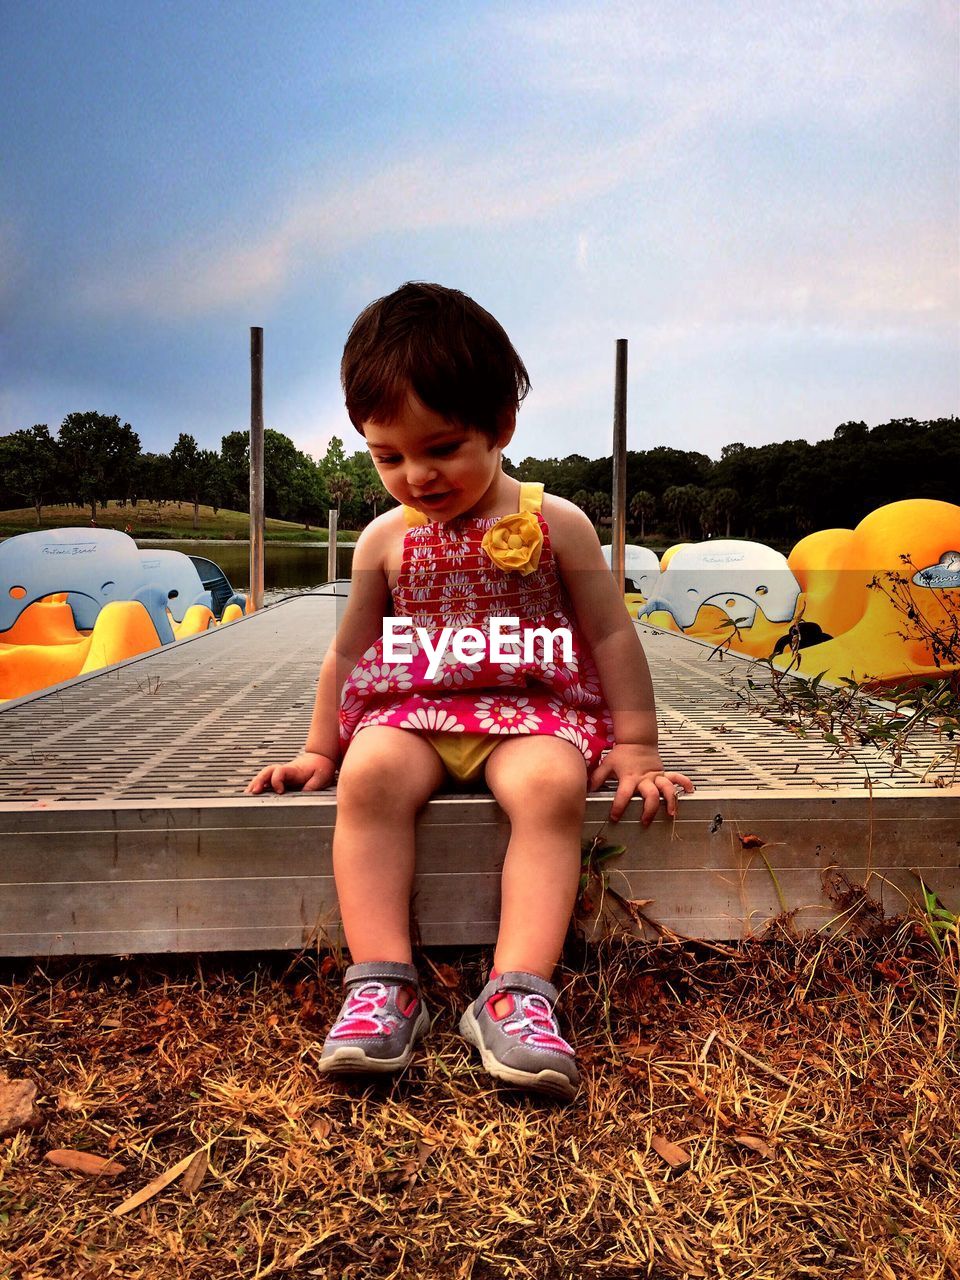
[687,224,958,333]
[75,112,700,319]
[501,0,955,122]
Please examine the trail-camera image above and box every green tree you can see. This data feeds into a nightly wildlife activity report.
[169,433,220,529]
[134,452,173,506]
[218,430,334,523]
[57,412,141,520]
[663,484,706,541]
[291,455,327,530]
[206,455,226,515]
[328,473,354,515]
[0,425,60,524]
[319,435,348,480]
[346,450,386,525]
[628,489,655,541]
[626,446,713,503]
[263,429,302,520]
[701,487,738,538]
[585,490,610,526]
[220,431,250,511]
[362,484,383,520]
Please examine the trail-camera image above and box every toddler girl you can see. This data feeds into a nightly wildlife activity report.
[246,282,693,1101]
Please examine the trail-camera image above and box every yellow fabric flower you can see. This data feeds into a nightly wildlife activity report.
[481,511,543,576]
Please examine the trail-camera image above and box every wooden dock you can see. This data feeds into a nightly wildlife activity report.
[1,595,957,955]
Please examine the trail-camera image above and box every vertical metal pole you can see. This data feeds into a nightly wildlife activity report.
[611,338,628,589]
[327,508,338,582]
[249,327,264,612]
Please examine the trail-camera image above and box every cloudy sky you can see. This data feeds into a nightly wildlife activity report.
[2,1,957,464]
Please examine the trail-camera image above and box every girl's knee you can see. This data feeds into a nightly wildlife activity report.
[334,753,379,809]
[527,781,587,827]
[489,745,587,824]
[337,730,441,810]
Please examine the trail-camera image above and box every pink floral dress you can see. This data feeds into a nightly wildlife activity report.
[339,491,616,768]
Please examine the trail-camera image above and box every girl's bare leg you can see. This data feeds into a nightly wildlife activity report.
[483,736,587,980]
[333,727,445,964]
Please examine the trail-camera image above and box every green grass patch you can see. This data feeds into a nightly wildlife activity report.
[0,502,357,542]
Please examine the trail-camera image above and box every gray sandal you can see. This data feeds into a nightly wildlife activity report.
[459,971,579,1101]
[317,961,430,1074]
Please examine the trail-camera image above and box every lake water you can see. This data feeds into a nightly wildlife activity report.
[138,540,355,604]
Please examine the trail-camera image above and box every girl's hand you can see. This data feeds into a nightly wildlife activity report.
[589,745,695,825]
[244,752,337,795]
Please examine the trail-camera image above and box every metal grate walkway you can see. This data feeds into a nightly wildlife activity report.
[0,594,955,801]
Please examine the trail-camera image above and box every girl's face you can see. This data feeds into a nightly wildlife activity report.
[363,392,514,521]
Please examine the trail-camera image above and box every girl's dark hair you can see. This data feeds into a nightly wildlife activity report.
[341,282,530,439]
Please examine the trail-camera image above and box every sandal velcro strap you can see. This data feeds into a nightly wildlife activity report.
[343,961,419,988]
[489,971,559,1004]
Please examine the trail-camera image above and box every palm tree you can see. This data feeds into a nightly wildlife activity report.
[328,474,353,515]
[629,490,655,540]
[663,484,706,541]
[708,487,738,538]
[588,490,610,526]
[363,484,382,520]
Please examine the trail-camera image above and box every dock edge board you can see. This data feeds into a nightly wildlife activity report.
[1,791,957,955]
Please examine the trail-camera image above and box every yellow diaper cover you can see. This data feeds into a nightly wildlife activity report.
[424,732,499,783]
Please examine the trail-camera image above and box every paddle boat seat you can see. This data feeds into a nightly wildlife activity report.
[139,549,214,623]
[188,554,247,617]
[0,527,173,642]
[0,529,252,701]
[601,543,660,597]
[639,539,802,634]
[138,549,247,622]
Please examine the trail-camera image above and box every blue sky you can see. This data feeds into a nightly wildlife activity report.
[1,1,957,465]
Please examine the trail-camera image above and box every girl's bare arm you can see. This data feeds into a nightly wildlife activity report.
[245,517,395,794]
[546,495,694,822]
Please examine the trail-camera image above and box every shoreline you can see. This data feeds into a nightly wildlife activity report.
[135,537,357,547]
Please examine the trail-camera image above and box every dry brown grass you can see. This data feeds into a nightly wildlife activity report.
[1,922,957,1280]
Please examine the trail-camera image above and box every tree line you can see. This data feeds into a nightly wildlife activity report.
[1,412,956,541]
[507,417,958,542]
[0,412,385,531]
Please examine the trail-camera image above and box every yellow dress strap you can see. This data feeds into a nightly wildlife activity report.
[518,481,544,514]
[403,506,430,527]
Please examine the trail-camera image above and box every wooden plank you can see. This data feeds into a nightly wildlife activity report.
[4,786,958,824]
[0,819,956,883]
[0,873,493,932]
[0,921,503,954]
[1,779,958,958]
[0,863,944,937]
[1,809,957,883]
[0,836,955,956]
[0,900,933,957]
